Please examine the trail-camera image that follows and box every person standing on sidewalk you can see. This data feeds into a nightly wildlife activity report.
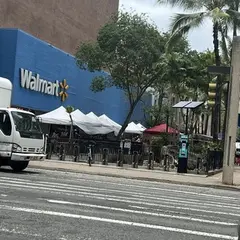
[161,145,168,171]
[51,131,59,154]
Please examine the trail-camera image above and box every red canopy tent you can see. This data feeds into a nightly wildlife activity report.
[144,123,179,134]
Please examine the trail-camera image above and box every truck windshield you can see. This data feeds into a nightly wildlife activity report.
[11,111,42,135]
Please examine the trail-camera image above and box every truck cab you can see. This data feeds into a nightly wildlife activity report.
[0,77,45,171]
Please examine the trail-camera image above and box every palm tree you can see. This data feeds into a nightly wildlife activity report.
[65,106,74,142]
[219,0,240,63]
[225,0,240,36]
[157,0,235,141]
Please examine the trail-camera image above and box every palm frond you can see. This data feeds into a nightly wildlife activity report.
[226,9,240,20]
[225,0,240,10]
[226,35,232,46]
[210,7,230,23]
[170,12,206,34]
[226,9,240,26]
[225,9,240,36]
[226,35,233,58]
[219,27,230,64]
[220,22,229,37]
[157,0,204,10]
[166,25,192,51]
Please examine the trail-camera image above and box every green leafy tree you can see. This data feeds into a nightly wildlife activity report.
[76,11,167,138]
[146,48,215,134]
[145,96,175,128]
[184,51,215,97]
[157,0,234,141]
[182,51,215,134]
[144,33,190,127]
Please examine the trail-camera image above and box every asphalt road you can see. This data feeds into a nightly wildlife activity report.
[0,167,239,240]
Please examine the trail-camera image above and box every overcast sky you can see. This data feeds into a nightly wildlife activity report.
[119,0,213,52]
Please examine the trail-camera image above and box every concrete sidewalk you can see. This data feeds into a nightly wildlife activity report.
[29,160,240,190]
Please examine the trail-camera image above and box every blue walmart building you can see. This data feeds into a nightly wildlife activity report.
[0,29,149,124]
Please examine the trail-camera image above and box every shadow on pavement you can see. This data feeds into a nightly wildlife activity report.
[0,167,41,175]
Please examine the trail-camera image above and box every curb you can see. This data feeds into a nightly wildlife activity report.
[31,160,209,177]
[207,169,223,176]
[28,164,240,192]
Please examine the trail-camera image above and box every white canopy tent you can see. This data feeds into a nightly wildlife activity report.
[137,123,146,131]
[71,109,103,135]
[125,122,143,134]
[38,107,145,136]
[38,107,113,135]
[86,112,114,134]
[37,106,71,125]
[87,112,109,127]
[99,114,121,136]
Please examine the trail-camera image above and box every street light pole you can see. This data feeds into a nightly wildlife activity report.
[222,36,240,185]
[185,108,189,135]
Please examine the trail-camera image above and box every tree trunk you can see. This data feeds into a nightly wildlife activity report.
[222,84,229,148]
[233,2,239,37]
[154,90,164,126]
[194,120,198,134]
[180,109,186,124]
[219,97,221,134]
[212,22,221,142]
[200,114,204,134]
[213,22,221,64]
[211,108,214,136]
[69,114,73,142]
[233,23,237,37]
[204,114,209,135]
[166,110,169,133]
[190,111,195,135]
[117,102,137,139]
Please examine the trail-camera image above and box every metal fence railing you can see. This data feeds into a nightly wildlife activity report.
[45,138,222,175]
[46,138,143,164]
[205,149,223,173]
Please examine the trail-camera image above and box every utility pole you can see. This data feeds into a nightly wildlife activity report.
[222,36,240,185]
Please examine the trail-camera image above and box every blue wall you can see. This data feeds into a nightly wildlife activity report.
[0,29,148,124]
[0,29,17,83]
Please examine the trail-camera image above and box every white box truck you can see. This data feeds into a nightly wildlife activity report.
[0,77,45,172]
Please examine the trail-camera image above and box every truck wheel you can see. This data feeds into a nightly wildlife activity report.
[9,161,29,172]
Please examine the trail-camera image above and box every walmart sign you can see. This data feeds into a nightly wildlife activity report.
[20,68,59,96]
[20,68,69,101]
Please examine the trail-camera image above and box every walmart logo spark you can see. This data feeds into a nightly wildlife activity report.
[59,79,69,102]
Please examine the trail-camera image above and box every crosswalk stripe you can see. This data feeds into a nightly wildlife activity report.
[40,198,236,226]
[0,181,239,218]
[0,176,237,200]
[0,226,41,237]
[0,204,237,240]
[0,178,239,211]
